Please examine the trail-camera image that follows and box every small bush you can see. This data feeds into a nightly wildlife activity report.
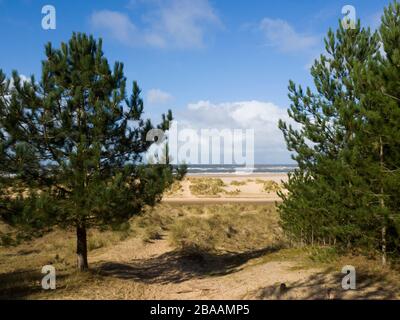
[189,178,226,196]
[262,181,281,192]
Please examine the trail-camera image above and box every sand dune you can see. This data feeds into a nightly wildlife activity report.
[163,173,287,204]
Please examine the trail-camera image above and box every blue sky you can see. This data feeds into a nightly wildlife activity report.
[0,0,392,163]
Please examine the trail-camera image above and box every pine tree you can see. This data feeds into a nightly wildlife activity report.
[0,71,9,204]
[158,109,173,165]
[0,33,179,270]
[0,71,33,224]
[278,21,380,246]
[350,1,400,264]
[148,109,187,179]
[278,1,400,263]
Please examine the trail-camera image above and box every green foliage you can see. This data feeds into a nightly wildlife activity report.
[0,33,184,267]
[278,2,400,262]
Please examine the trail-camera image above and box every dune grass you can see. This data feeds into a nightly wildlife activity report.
[223,189,241,196]
[188,178,226,197]
[169,203,282,254]
[165,181,184,196]
[230,180,247,186]
[262,180,282,193]
[2,202,400,299]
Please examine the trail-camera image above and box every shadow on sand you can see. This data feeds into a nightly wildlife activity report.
[253,269,400,300]
[0,269,68,299]
[95,245,283,284]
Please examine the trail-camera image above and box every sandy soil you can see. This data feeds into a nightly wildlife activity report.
[3,172,398,300]
[88,237,318,300]
[86,236,399,300]
[163,173,287,204]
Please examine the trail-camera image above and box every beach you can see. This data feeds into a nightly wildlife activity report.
[163,172,288,204]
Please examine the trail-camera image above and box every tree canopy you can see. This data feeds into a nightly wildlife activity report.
[0,33,183,270]
[279,1,400,264]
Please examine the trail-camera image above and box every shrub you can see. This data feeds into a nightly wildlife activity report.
[262,181,281,192]
[189,178,226,196]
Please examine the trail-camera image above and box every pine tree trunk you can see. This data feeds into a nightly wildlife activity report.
[379,136,387,266]
[76,224,88,271]
[381,225,387,266]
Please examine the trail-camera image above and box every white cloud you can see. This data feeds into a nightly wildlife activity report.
[146,0,221,48]
[3,74,30,101]
[184,100,288,140]
[8,74,29,89]
[147,89,173,105]
[90,0,221,49]
[177,100,294,163]
[259,18,318,53]
[90,10,138,44]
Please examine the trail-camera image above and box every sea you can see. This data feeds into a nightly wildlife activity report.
[184,164,297,175]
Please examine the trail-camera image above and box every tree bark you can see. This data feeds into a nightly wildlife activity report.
[379,136,387,266]
[382,225,387,266]
[76,224,89,271]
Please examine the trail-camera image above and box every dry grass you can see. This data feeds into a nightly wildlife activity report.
[2,202,400,300]
[0,221,139,299]
[165,181,184,196]
[262,180,281,193]
[253,179,282,192]
[255,178,266,184]
[223,189,241,196]
[188,178,226,197]
[170,203,282,255]
[230,180,247,186]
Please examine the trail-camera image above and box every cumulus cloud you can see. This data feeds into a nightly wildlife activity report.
[175,100,294,164]
[3,74,30,101]
[7,74,29,90]
[147,89,173,105]
[259,18,318,53]
[90,10,138,44]
[185,100,288,141]
[90,0,221,49]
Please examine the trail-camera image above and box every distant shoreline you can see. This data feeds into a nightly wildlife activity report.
[181,164,297,176]
[185,172,289,178]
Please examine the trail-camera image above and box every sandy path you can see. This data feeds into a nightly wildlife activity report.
[163,198,281,204]
[89,235,327,300]
[86,231,400,300]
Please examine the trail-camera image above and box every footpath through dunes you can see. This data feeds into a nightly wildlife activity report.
[2,203,400,300]
[89,237,320,300]
[55,226,400,300]
[162,173,287,204]
[81,238,400,299]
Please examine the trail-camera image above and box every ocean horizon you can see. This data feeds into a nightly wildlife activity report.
[184,164,297,175]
